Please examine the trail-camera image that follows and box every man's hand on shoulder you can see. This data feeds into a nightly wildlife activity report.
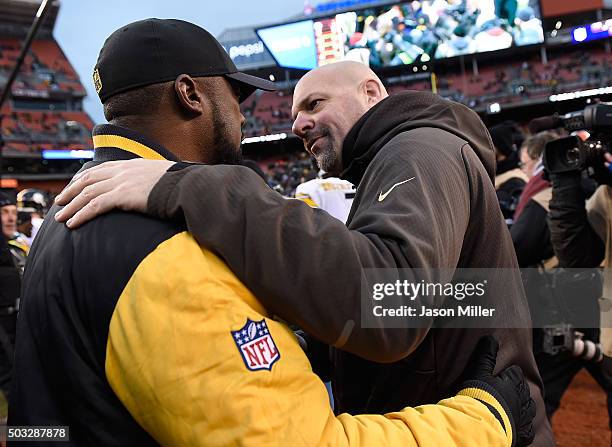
[54,159,175,228]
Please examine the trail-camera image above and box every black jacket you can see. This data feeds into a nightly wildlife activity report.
[7,125,187,446]
[146,91,554,446]
[0,234,19,397]
[511,200,554,268]
[549,171,604,268]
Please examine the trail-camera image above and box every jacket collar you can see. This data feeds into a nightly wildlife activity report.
[340,91,496,186]
[92,124,179,162]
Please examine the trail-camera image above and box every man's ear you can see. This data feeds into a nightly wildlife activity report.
[174,74,205,115]
[362,79,384,106]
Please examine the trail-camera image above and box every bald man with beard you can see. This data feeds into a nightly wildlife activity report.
[55,61,551,446]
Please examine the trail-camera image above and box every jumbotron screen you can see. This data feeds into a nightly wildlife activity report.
[257,0,544,70]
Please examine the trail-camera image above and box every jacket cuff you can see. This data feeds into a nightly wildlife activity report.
[457,382,513,447]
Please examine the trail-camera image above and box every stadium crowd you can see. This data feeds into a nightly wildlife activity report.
[241,48,612,138]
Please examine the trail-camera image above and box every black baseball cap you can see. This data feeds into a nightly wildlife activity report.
[0,192,15,208]
[94,18,275,103]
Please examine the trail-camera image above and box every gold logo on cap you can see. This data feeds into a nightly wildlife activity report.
[93,68,102,94]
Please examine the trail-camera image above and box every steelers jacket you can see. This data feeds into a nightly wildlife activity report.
[9,124,513,446]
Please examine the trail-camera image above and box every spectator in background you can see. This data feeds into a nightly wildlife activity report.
[541,148,612,430]
[0,232,20,406]
[0,193,27,274]
[0,194,17,241]
[510,131,558,267]
[491,122,528,224]
[295,174,356,223]
[509,129,612,433]
[17,189,48,247]
[16,209,33,241]
[518,131,548,179]
[0,195,20,411]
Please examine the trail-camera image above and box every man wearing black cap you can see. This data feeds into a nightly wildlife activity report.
[0,193,17,242]
[10,19,536,446]
[0,193,20,404]
[0,192,27,274]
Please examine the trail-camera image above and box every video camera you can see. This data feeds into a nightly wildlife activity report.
[529,103,612,180]
[542,324,603,362]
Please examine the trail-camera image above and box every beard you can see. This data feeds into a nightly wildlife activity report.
[314,137,340,174]
[315,143,339,173]
[306,127,340,174]
[209,102,243,165]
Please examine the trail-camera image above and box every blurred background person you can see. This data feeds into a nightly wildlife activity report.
[295,174,355,223]
[545,137,612,433]
[0,232,20,416]
[511,130,558,267]
[17,189,49,247]
[16,209,34,248]
[505,129,611,430]
[0,193,27,275]
[0,193,17,243]
[491,122,528,225]
[0,205,21,413]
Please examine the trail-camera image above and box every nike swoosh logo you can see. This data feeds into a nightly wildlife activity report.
[378,177,416,202]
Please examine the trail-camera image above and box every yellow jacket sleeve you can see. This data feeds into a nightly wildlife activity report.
[105,232,509,446]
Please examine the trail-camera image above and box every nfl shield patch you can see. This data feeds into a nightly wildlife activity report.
[232,319,280,371]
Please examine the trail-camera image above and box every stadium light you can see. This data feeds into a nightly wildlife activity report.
[488,103,501,114]
[42,150,94,160]
[36,0,50,18]
[573,27,588,43]
[242,133,288,145]
[549,86,612,102]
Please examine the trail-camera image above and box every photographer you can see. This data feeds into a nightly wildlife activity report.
[546,123,612,428]
[510,131,558,268]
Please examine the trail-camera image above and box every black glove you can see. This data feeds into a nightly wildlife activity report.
[457,336,536,447]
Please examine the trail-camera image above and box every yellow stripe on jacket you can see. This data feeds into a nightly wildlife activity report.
[105,231,510,446]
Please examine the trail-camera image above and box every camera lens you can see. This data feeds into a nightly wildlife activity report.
[564,146,582,169]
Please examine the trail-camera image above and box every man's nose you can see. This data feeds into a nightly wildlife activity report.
[292,112,314,140]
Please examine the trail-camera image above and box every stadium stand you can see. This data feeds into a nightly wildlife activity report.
[0,1,93,193]
[242,47,612,142]
[237,41,612,195]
